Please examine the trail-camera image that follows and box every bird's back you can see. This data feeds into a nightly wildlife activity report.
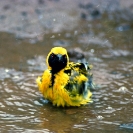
[65,62,94,99]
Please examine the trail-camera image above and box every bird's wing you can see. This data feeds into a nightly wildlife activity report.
[64,62,94,98]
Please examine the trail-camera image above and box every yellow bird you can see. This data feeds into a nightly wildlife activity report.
[36,47,94,107]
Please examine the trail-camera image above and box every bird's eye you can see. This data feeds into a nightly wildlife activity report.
[51,53,55,58]
[63,54,67,58]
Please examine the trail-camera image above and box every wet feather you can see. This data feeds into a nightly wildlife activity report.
[36,47,94,107]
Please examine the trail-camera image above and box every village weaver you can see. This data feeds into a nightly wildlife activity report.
[36,47,94,107]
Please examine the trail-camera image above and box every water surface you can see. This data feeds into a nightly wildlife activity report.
[0,1,133,132]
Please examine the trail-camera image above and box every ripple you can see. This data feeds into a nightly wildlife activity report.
[27,56,46,71]
[78,35,112,47]
[0,50,133,133]
[0,67,44,131]
[34,100,43,106]
[23,129,50,133]
[97,115,104,120]
[117,86,128,93]
[73,124,87,128]
[99,121,120,126]
[120,123,133,130]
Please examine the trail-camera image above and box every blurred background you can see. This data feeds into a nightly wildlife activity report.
[0,0,133,132]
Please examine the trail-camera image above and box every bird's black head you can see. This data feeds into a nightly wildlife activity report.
[47,47,69,74]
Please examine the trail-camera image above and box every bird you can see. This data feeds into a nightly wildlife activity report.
[36,47,94,107]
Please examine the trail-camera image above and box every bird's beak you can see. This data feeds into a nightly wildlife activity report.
[57,54,63,61]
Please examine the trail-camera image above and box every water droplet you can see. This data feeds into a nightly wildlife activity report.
[5,69,9,73]
[50,35,55,38]
[34,100,43,106]
[90,49,94,53]
[31,74,35,76]
[13,76,19,79]
[74,31,78,35]
[118,86,128,93]
[30,112,35,115]
[53,18,56,21]
[97,115,104,120]
[106,106,112,110]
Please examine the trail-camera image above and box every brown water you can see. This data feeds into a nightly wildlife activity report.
[0,7,133,133]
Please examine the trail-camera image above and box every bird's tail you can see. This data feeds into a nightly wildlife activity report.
[88,74,95,91]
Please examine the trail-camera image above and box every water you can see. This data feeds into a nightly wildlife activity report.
[0,32,133,133]
[0,2,133,133]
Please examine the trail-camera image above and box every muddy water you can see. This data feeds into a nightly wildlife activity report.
[0,10,133,133]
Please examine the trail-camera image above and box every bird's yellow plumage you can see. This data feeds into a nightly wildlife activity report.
[36,47,94,107]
